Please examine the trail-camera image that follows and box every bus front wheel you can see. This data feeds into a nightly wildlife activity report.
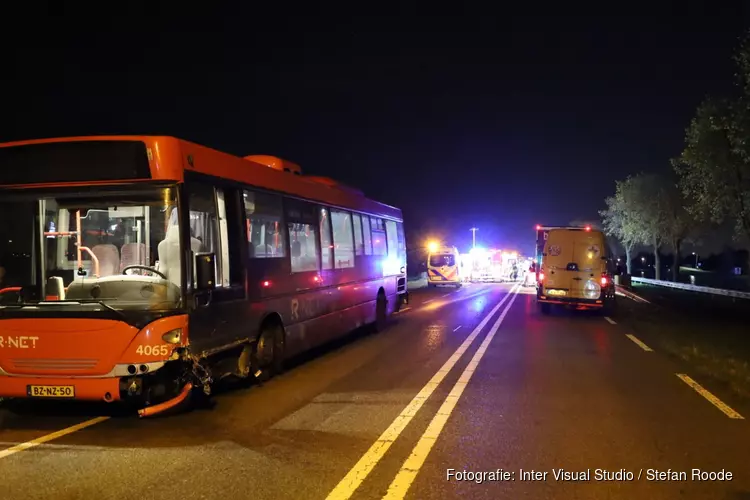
[253,321,285,382]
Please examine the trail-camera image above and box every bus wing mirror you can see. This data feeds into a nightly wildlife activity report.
[194,252,216,291]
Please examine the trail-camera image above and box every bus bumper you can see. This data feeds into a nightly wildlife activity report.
[0,375,122,402]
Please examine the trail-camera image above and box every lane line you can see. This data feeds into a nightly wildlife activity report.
[325,284,520,500]
[452,325,462,332]
[676,374,744,419]
[384,286,521,499]
[422,299,434,305]
[394,307,411,315]
[0,416,110,460]
[625,334,653,352]
[604,316,616,325]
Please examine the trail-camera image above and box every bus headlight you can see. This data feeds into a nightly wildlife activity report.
[162,329,182,344]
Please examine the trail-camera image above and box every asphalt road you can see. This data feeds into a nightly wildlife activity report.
[1,282,749,500]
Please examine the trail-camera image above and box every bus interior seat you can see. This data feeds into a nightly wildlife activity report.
[121,243,147,270]
[158,226,203,288]
[91,244,120,277]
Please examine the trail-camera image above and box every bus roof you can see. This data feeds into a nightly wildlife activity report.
[0,135,402,221]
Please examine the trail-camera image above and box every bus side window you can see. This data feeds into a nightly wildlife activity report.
[385,220,398,258]
[285,198,320,274]
[288,223,319,273]
[331,210,354,269]
[320,207,333,270]
[362,215,373,255]
[243,189,285,259]
[371,217,387,256]
[352,213,364,256]
[396,221,406,260]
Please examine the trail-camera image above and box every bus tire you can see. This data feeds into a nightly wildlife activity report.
[374,290,388,332]
[253,320,285,382]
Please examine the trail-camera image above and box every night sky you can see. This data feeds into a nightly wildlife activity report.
[3,3,749,255]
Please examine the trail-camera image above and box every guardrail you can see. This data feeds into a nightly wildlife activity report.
[630,276,750,300]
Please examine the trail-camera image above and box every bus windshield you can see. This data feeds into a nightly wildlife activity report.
[0,186,182,312]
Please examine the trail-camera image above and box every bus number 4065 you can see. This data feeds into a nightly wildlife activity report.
[136,345,171,356]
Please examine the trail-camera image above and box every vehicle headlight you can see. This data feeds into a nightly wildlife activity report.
[583,280,601,299]
[162,328,182,344]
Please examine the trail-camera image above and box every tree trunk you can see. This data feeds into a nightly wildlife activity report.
[653,245,662,280]
[671,238,682,282]
[625,246,632,275]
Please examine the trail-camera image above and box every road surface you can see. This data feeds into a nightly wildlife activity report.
[1,283,749,500]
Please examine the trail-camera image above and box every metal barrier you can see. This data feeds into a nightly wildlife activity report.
[630,276,750,300]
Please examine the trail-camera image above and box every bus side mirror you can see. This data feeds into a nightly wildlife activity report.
[194,252,216,291]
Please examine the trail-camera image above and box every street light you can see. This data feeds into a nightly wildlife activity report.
[641,256,645,263]
[469,227,478,249]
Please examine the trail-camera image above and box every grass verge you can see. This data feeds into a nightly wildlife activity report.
[617,285,750,400]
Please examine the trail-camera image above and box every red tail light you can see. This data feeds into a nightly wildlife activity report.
[585,225,591,231]
[262,280,271,287]
[600,275,608,286]
[538,272,545,281]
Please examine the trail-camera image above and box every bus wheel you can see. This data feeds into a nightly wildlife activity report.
[374,291,388,332]
[253,322,285,382]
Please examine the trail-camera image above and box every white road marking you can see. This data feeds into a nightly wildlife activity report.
[452,325,462,332]
[422,299,434,305]
[604,316,616,325]
[383,287,521,499]
[625,334,653,352]
[676,374,744,419]
[324,284,520,500]
[0,416,109,460]
[394,307,411,315]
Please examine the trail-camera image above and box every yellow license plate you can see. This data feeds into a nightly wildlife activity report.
[547,289,567,296]
[27,385,75,398]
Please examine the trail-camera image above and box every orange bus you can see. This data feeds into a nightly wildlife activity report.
[0,136,407,416]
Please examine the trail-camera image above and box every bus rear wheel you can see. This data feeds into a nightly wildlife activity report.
[252,322,285,382]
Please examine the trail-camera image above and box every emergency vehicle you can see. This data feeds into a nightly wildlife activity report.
[427,245,462,287]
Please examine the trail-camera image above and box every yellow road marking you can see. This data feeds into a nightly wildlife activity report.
[676,374,744,419]
[383,287,520,499]
[0,416,110,459]
[324,284,520,500]
[625,333,653,352]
